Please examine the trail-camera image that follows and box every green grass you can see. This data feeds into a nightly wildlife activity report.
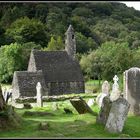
[0,99,140,138]
[85,80,102,94]
[0,81,140,138]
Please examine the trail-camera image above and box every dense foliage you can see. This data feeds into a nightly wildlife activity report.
[1,2,140,82]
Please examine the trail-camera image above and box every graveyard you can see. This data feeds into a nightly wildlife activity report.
[1,2,140,139]
[0,78,140,138]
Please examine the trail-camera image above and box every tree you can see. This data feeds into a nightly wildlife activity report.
[44,36,64,51]
[5,17,48,47]
[80,41,134,81]
[0,43,23,82]
[76,32,97,54]
[0,42,41,83]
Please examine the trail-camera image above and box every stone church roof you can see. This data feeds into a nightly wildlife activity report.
[29,49,84,82]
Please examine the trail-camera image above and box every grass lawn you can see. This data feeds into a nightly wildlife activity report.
[0,81,140,138]
[0,98,140,138]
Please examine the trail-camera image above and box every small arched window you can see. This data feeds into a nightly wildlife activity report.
[72,34,74,39]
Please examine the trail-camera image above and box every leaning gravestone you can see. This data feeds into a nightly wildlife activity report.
[96,96,112,125]
[36,82,43,107]
[105,97,130,133]
[96,75,130,134]
[70,97,97,115]
[124,67,140,115]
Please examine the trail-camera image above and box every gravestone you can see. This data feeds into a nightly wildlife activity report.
[36,82,43,107]
[87,98,94,107]
[70,97,97,115]
[52,102,59,111]
[96,75,130,134]
[105,97,130,133]
[96,81,110,107]
[97,96,130,133]
[96,96,112,125]
[110,75,121,102]
[124,67,140,115]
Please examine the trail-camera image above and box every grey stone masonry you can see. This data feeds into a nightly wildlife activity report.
[36,82,43,107]
[65,24,76,60]
[96,96,112,125]
[12,70,48,99]
[105,97,130,133]
[124,67,140,115]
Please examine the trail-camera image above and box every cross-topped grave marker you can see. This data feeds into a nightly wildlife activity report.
[110,75,120,102]
[112,75,119,91]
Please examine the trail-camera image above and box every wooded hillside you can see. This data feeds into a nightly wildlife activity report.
[0,2,140,82]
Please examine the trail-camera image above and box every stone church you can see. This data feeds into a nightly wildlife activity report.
[12,25,85,99]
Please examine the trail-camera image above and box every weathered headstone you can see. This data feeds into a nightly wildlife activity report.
[124,67,140,115]
[96,75,130,134]
[52,102,59,111]
[96,96,112,125]
[36,82,43,107]
[110,75,121,102]
[87,98,94,107]
[97,96,130,134]
[102,80,110,94]
[96,81,110,107]
[105,97,130,133]
[70,97,97,115]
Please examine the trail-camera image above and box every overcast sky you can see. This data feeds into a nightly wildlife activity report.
[121,2,140,11]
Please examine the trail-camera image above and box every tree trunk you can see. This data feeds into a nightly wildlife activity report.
[0,84,6,111]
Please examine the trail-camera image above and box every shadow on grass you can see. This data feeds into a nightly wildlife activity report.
[0,111,120,138]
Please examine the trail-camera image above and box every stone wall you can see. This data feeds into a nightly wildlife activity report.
[46,81,85,96]
[12,71,48,99]
[27,50,37,72]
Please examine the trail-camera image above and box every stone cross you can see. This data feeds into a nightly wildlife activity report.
[36,82,43,107]
[110,75,120,102]
[112,75,119,92]
[113,75,119,83]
